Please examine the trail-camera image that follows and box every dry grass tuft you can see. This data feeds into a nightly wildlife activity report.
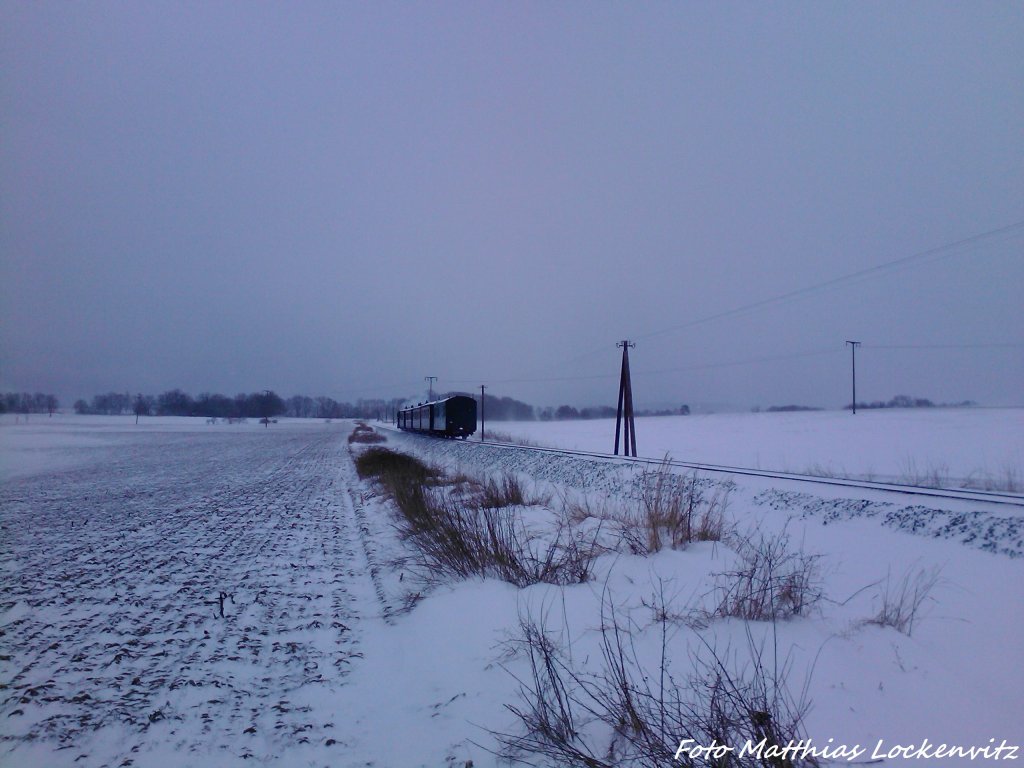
[497,597,818,768]
[354,446,435,484]
[483,429,540,447]
[356,447,598,587]
[624,462,730,554]
[865,565,941,636]
[349,422,387,444]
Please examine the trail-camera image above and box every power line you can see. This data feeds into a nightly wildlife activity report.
[640,347,842,376]
[445,371,612,386]
[863,343,1024,350]
[632,220,1024,345]
[333,223,1024,399]
[550,221,1024,369]
[446,346,843,386]
[339,339,1021,397]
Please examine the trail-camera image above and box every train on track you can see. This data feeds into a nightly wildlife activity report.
[397,395,477,439]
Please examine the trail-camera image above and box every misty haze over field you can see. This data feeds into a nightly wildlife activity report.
[2,3,1022,411]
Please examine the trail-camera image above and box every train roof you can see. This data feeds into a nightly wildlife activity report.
[399,394,475,412]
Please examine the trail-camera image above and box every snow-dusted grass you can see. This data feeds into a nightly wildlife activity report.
[358,446,600,588]
[498,596,818,768]
[865,565,942,637]
[489,407,1024,491]
[388,427,1024,766]
[2,416,1022,767]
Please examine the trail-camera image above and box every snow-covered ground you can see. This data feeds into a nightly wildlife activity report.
[1,414,1021,767]
[485,408,1024,491]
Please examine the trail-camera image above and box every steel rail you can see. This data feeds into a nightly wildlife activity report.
[469,438,1024,508]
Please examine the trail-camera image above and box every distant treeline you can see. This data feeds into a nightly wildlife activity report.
[449,393,690,421]
[1,383,691,423]
[99,388,691,422]
[752,405,824,413]
[845,394,977,411]
[283,395,406,420]
[534,404,691,420]
[74,390,408,420]
[11,388,981,422]
[1,392,60,416]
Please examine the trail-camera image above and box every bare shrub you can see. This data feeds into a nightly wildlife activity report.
[473,473,552,510]
[898,457,951,489]
[497,596,817,768]
[480,473,528,507]
[996,465,1021,493]
[563,494,614,527]
[801,462,839,478]
[713,529,823,621]
[348,426,386,444]
[866,566,941,636]
[622,464,730,555]
[692,498,728,543]
[962,465,1021,493]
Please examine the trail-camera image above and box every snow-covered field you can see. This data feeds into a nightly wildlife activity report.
[486,408,1024,491]
[1,413,1022,767]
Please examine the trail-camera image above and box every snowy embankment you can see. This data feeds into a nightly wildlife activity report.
[485,408,1024,491]
[384,424,1024,765]
[1,415,1022,767]
[384,427,1024,558]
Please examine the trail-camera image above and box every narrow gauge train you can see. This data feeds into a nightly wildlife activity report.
[397,395,477,438]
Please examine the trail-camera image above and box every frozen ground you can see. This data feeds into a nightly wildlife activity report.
[485,408,1024,490]
[1,415,1022,767]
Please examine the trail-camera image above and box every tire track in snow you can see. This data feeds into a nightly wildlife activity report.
[340,447,399,625]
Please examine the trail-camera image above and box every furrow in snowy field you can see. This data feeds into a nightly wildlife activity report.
[0,425,391,767]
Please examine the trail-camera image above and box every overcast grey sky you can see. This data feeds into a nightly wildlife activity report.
[2,2,1022,411]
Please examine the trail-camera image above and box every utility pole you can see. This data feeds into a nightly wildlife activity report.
[480,385,486,441]
[425,376,437,401]
[846,340,861,414]
[614,341,638,457]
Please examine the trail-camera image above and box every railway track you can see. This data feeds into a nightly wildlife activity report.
[383,423,1024,557]
[379,424,1023,510]
[472,437,1024,508]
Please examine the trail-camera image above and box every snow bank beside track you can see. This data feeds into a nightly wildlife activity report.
[385,428,1024,558]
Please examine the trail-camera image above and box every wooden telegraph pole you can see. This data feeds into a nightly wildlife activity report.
[845,341,861,414]
[614,341,637,457]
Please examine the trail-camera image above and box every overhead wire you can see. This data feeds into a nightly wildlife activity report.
[345,341,1022,399]
[863,343,1023,350]
[630,220,1024,345]
[552,220,1024,368]
[345,221,1024,398]
[445,346,844,386]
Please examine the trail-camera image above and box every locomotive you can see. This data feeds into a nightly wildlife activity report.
[397,395,477,439]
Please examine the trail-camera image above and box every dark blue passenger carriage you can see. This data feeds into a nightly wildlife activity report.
[397,395,477,438]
